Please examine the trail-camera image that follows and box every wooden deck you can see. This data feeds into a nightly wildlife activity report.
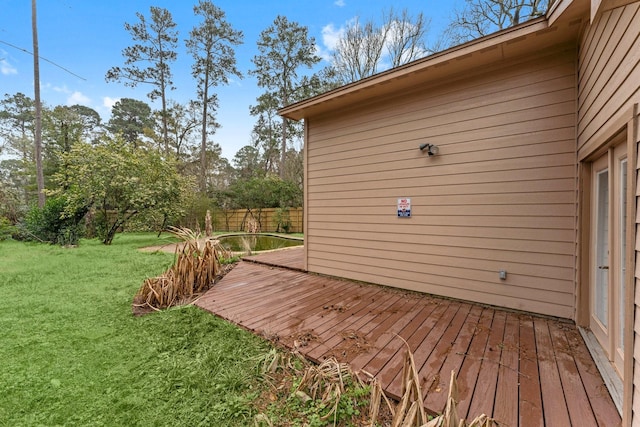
[195,252,621,426]
[242,245,305,271]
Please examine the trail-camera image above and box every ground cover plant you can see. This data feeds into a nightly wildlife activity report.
[0,234,270,426]
[0,233,494,426]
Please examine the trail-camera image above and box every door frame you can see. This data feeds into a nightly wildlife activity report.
[577,104,638,424]
[588,141,627,376]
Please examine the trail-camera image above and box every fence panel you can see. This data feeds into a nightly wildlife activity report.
[211,207,303,233]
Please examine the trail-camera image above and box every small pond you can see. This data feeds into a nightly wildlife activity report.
[216,234,303,253]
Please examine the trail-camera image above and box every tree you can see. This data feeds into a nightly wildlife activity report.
[0,166,25,222]
[52,136,193,244]
[233,145,263,180]
[331,17,385,84]
[250,16,321,178]
[186,0,243,193]
[249,91,282,174]
[282,147,303,191]
[183,144,232,193]
[224,174,302,230]
[163,100,203,161]
[0,93,35,162]
[44,105,101,149]
[442,0,548,46]
[106,98,153,146]
[106,6,178,152]
[43,104,101,183]
[384,8,431,68]
[330,8,431,84]
[0,93,37,207]
[32,0,44,208]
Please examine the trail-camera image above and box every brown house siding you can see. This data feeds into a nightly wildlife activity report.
[631,117,639,427]
[305,49,578,319]
[577,2,640,156]
[577,3,640,423]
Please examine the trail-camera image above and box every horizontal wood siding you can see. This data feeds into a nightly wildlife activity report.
[631,118,639,427]
[578,4,640,423]
[305,49,577,318]
[578,2,640,154]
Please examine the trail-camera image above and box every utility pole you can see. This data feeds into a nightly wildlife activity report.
[32,0,45,208]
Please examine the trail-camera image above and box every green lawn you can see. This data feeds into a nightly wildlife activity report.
[0,234,271,427]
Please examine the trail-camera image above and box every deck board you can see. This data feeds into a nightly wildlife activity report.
[535,318,572,427]
[194,258,622,426]
[518,315,544,427]
[466,309,506,420]
[549,322,598,426]
[493,312,521,426]
[424,304,483,413]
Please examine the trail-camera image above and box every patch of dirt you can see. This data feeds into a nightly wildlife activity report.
[322,302,348,312]
[289,330,319,349]
[326,329,371,361]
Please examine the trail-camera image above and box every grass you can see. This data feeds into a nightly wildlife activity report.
[0,233,271,427]
[0,232,490,427]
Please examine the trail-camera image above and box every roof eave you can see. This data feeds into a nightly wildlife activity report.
[279,1,585,121]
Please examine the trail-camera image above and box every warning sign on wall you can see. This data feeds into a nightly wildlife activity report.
[397,198,411,217]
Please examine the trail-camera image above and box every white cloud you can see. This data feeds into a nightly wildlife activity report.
[318,23,345,61]
[227,77,242,87]
[103,96,119,109]
[322,23,343,51]
[49,83,70,94]
[67,91,91,106]
[1,50,18,75]
[334,0,346,7]
[0,59,17,75]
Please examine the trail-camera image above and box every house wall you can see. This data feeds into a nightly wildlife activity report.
[305,48,578,319]
[577,2,640,158]
[577,3,640,424]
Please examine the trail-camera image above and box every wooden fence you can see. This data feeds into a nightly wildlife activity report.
[101,207,303,234]
[188,207,303,234]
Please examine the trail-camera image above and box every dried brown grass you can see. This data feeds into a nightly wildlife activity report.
[133,227,229,311]
[366,342,498,427]
[204,210,213,237]
[254,344,496,427]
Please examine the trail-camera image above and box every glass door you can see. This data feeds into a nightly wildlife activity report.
[590,143,627,378]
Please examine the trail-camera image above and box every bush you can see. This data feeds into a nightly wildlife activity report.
[19,197,87,245]
[272,207,292,233]
[0,217,17,241]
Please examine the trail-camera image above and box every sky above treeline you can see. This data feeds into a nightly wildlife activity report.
[0,0,462,159]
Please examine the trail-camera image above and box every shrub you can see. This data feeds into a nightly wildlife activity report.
[133,227,230,312]
[0,216,17,241]
[272,207,292,233]
[19,196,87,245]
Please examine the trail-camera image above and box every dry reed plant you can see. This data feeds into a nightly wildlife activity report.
[254,351,369,427]
[367,346,497,427]
[295,357,366,424]
[133,227,229,311]
[246,216,260,233]
[205,210,213,237]
[254,345,496,427]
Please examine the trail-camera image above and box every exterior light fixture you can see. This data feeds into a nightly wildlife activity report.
[419,143,439,156]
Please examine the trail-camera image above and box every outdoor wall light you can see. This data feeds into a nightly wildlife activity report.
[419,143,439,156]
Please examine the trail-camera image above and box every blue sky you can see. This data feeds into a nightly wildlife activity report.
[0,0,459,160]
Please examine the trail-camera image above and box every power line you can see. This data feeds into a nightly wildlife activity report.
[0,39,86,81]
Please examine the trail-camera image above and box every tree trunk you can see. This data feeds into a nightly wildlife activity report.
[103,210,138,245]
[280,116,287,179]
[32,0,45,208]
[200,62,210,194]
